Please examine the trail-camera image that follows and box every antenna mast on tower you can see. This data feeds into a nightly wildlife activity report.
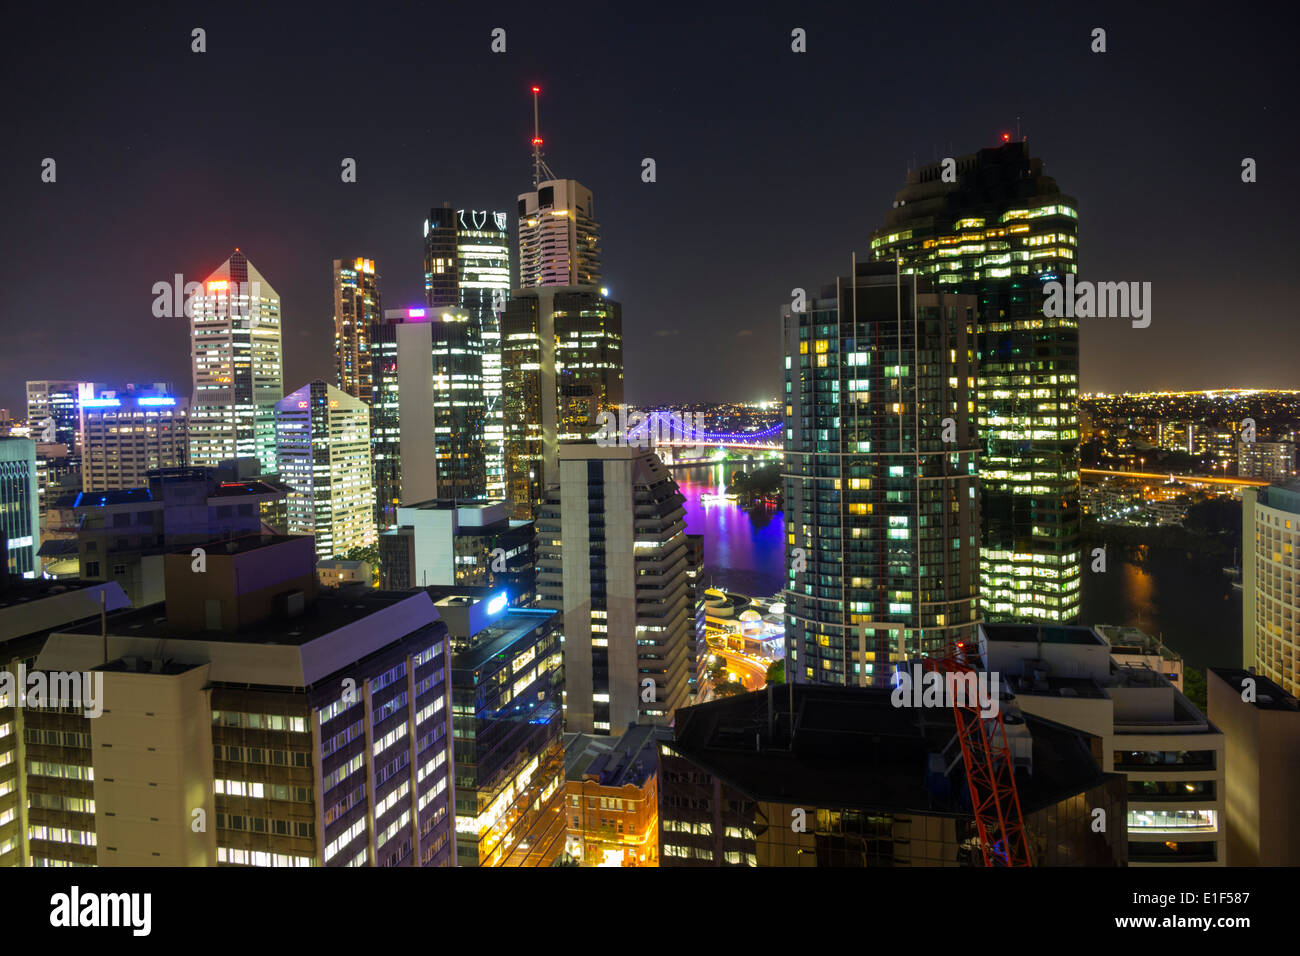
[530,85,558,187]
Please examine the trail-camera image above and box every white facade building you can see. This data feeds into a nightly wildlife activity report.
[275,381,374,560]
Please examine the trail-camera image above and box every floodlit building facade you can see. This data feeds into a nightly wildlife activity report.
[188,251,284,474]
[564,724,669,866]
[275,381,375,561]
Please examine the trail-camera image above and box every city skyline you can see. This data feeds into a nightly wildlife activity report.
[4,4,1296,418]
[1,0,1297,890]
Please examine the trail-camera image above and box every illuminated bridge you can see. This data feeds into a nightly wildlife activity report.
[623,411,782,461]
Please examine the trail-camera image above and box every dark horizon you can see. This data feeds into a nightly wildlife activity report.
[3,1,1297,415]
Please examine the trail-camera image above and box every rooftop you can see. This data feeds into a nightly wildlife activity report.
[564,723,669,787]
[669,684,1111,816]
[1210,668,1300,711]
[209,480,285,498]
[59,587,417,647]
[450,605,558,672]
[982,623,1107,647]
[73,488,155,508]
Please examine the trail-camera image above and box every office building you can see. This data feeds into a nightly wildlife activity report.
[78,383,189,492]
[433,587,564,866]
[658,684,1126,866]
[379,499,535,601]
[25,535,455,866]
[870,141,1082,624]
[423,205,460,309]
[500,288,623,519]
[415,205,514,504]
[333,257,381,405]
[536,442,691,734]
[188,250,284,473]
[373,307,487,512]
[564,723,669,866]
[454,209,512,500]
[25,380,88,457]
[1207,667,1300,865]
[781,261,979,688]
[517,179,601,288]
[1242,481,1300,696]
[0,576,131,866]
[69,465,286,607]
[275,381,375,561]
[979,622,1225,865]
[0,439,39,579]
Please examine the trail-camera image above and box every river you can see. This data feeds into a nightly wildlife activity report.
[673,462,1242,672]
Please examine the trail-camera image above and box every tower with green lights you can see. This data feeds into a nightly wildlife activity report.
[869,141,1081,624]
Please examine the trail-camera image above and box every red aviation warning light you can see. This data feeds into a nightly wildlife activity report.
[1001,132,1011,142]
[529,84,557,187]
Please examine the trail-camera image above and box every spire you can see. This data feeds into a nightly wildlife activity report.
[530,85,557,187]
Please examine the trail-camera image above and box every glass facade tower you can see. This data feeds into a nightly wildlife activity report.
[869,142,1081,623]
[782,261,980,687]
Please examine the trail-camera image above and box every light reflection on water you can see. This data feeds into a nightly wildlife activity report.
[671,461,1241,670]
[673,462,784,597]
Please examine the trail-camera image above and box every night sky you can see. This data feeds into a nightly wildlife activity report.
[3,1,1296,416]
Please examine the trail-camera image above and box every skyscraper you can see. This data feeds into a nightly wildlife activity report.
[516,179,601,288]
[78,383,189,492]
[375,307,487,507]
[333,257,381,404]
[455,209,512,499]
[189,251,284,474]
[1242,481,1300,697]
[782,260,980,687]
[423,205,459,309]
[275,381,375,560]
[421,206,513,501]
[870,141,1081,624]
[0,438,39,578]
[536,442,691,735]
[500,288,623,520]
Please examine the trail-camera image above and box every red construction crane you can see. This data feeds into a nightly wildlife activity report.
[924,643,1033,867]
